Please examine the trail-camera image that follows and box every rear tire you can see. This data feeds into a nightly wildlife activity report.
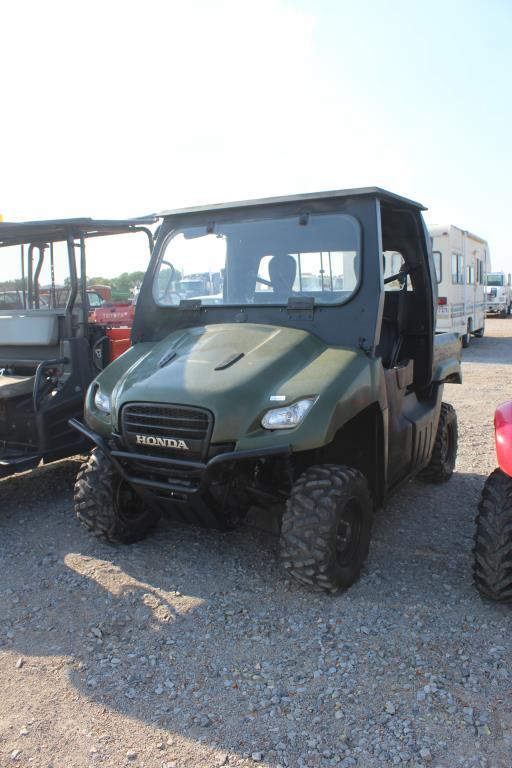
[473,469,512,602]
[74,449,159,543]
[280,465,373,592]
[473,326,485,338]
[418,402,458,483]
[462,320,471,348]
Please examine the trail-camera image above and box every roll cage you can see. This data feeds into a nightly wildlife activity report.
[0,217,156,329]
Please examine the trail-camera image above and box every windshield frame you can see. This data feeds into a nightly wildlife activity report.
[152,211,362,310]
[133,194,411,352]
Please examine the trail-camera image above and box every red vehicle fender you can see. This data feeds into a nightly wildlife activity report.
[495,401,512,477]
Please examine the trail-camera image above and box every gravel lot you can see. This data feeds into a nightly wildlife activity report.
[1,318,511,768]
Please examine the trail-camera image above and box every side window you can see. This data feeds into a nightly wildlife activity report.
[452,252,464,284]
[432,251,442,283]
[467,265,475,285]
[87,292,103,308]
[451,253,457,283]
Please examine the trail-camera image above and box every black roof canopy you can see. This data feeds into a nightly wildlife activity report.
[0,216,158,248]
[160,187,426,219]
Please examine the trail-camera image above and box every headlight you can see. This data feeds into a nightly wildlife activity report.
[93,387,111,414]
[261,397,316,430]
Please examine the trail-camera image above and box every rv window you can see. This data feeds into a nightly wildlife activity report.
[451,252,464,285]
[467,265,475,285]
[433,251,442,283]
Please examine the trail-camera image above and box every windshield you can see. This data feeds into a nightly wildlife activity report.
[486,273,504,287]
[154,213,360,307]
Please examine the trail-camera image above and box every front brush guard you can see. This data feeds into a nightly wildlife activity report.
[69,417,291,496]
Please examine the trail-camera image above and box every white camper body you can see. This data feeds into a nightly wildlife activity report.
[485,271,511,316]
[429,225,490,346]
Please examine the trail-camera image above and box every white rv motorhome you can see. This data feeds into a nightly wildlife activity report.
[429,225,490,347]
[485,271,511,316]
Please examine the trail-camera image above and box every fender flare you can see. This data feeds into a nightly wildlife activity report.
[495,401,512,477]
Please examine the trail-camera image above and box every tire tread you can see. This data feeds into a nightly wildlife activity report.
[280,464,372,592]
[418,402,458,484]
[473,468,512,602]
[73,449,158,543]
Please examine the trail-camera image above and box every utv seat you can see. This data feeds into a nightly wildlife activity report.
[0,312,59,346]
[376,289,408,369]
[0,375,35,398]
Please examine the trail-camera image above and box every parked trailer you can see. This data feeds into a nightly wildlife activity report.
[485,271,511,316]
[429,225,490,347]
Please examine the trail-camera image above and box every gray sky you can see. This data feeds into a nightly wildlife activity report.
[1,0,510,277]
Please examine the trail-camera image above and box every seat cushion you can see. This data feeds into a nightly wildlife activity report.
[0,375,35,398]
[0,312,59,345]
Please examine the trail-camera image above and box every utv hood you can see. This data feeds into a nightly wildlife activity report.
[95,323,374,448]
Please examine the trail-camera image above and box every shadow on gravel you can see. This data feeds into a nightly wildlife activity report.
[461,318,512,365]
[365,470,486,593]
[3,456,512,766]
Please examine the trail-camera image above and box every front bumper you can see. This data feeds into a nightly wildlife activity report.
[69,418,291,498]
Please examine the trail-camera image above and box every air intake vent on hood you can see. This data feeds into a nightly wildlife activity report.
[214,352,244,371]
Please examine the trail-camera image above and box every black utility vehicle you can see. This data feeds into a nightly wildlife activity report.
[0,218,155,478]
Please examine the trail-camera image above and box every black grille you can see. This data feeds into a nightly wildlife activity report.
[121,403,213,460]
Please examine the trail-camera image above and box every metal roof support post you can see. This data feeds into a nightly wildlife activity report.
[65,233,78,337]
[20,244,27,309]
[27,244,35,309]
[33,245,46,309]
[138,227,154,254]
[79,235,88,338]
[50,242,56,308]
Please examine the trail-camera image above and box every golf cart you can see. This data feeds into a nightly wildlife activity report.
[71,188,461,591]
[473,401,512,601]
[0,217,155,479]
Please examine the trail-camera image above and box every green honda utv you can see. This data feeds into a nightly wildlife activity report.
[70,187,461,591]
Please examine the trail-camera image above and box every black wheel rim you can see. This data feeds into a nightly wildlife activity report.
[114,480,146,525]
[336,498,362,567]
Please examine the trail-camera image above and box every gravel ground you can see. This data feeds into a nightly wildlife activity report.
[1,318,511,768]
